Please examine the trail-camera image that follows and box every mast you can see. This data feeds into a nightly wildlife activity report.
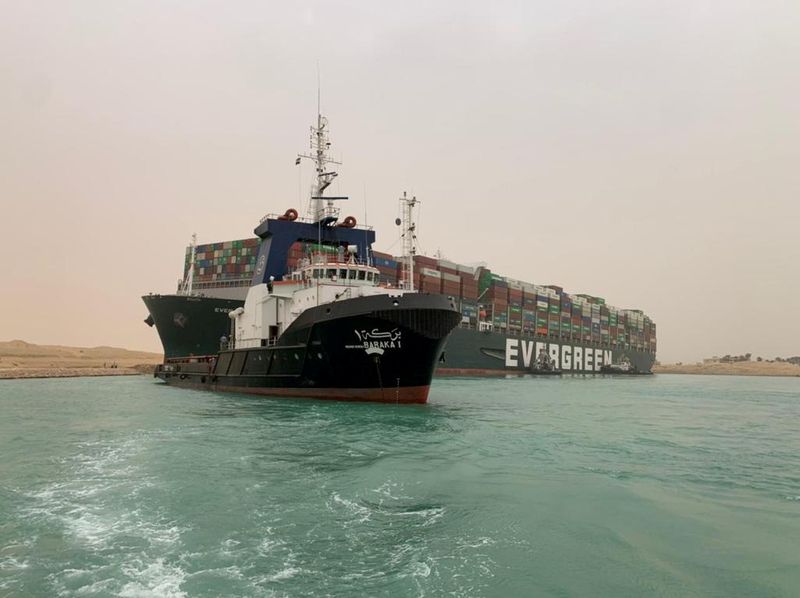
[179,233,197,296]
[297,113,345,223]
[398,192,419,291]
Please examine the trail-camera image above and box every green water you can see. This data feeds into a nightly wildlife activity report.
[1,374,799,597]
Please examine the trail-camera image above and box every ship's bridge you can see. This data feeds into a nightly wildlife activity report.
[288,254,380,287]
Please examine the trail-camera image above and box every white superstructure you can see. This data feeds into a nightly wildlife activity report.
[230,252,408,349]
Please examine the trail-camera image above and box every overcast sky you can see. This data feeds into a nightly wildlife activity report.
[1,0,798,362]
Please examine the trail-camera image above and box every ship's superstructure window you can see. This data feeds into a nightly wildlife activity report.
[313,269,321,278]
[339,268,347,279]
[327,268,336,279]
[358,270,366,280]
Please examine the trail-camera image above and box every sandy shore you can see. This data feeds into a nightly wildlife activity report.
[654,362,800,377]
[0,340,161,380]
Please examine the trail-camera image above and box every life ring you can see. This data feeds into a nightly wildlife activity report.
[339,215,357,228]
[285,208,298,221]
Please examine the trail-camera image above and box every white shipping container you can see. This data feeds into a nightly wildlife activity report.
[420,267,442,278]
[456,264,476,275]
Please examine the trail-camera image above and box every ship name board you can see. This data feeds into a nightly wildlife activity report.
[504,339,612,372]
[346,328,403,356]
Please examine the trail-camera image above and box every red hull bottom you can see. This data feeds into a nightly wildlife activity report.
[161,379,431,404]
[436,367,511,377]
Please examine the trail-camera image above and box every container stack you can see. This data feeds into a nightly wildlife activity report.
[457,264,479,324]
[184,238,261,289]
[416,267,441,293]
[435,261,459,296]
[591,303,601,343]
[561,293,573,339]
[507,280,523,332]
[459,265,479,301]
[619,310,644,350]
[545,288,560,337]
[645,319,657,352]
[522,285,537,334]
[489,278,509,330]
[600,305,610,344]
[372,250,399,286]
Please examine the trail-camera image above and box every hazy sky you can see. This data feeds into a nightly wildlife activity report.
[1,1,798,363]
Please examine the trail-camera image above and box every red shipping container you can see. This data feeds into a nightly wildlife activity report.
[414,255,438,267]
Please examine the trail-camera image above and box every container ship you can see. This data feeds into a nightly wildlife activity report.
[143,115,656,376]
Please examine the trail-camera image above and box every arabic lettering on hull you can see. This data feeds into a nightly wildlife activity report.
[348,328,403,355]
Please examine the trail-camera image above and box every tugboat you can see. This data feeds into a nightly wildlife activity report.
[528,346,562,376]
[599,356,646,375]
[154,111,460,403]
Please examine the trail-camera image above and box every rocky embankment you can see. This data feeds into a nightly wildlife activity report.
[0,367,143,380]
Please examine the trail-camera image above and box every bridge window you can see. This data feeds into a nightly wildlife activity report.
[326,268,336,279]
[348,269,357,280]
[358,270,366,280]
[339,268,347,279]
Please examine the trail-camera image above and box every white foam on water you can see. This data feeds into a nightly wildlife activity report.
[330,492,372,523]
[23,434,186,555]
[457,536,496,549]
[257,537,287,556]
[16,433,192,598]
[57,575,117,597]
[119,558,187,598]
[0,556,29,571]
[264,566,303,582]
[410,561,431,578]
[392,506,446,527]
[187,564,245,581]
[371,480,412,501]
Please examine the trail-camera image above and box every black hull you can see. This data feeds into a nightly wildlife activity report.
[142,294,243,359]
[144,296,656,375]
[155,294,461,404]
